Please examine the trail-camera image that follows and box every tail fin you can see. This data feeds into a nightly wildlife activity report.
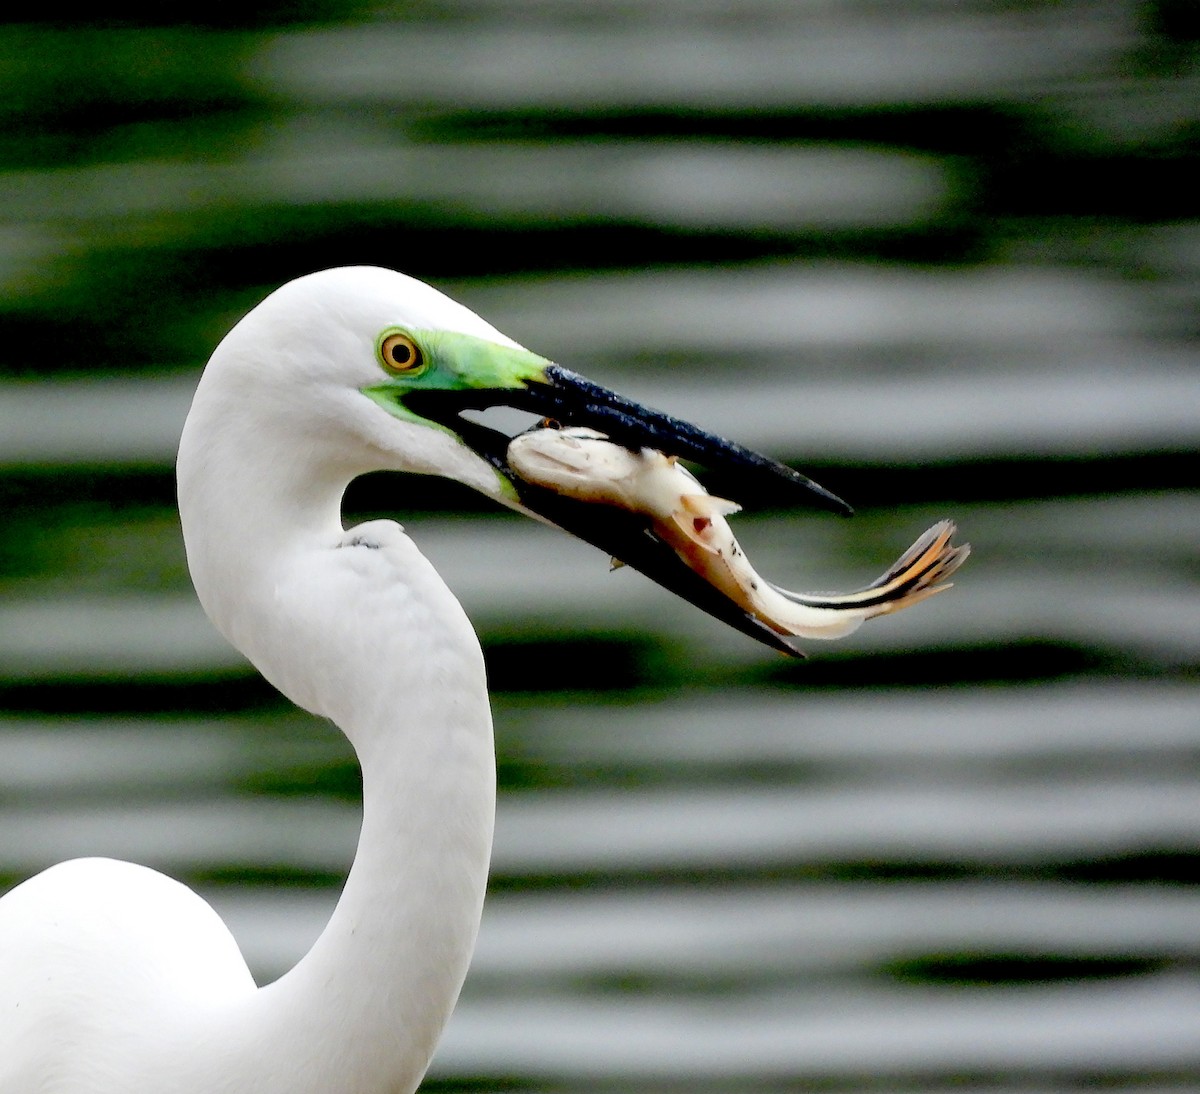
[775,520,970,620]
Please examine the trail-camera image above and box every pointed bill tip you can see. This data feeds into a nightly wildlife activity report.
[532,365,854,518]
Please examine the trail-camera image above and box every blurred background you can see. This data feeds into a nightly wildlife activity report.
[1,0,1199,1089]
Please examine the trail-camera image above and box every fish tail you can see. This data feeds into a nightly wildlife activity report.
[777,520,970,620]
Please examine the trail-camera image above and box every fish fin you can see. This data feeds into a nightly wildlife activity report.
[865,520,971,615]
[774,520,970,620]
[679,493,742,519]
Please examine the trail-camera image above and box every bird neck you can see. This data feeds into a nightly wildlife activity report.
[176,388,496,1093]
[241,667,496,1094]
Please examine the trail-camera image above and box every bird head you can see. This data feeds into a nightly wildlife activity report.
[208,266,854,653]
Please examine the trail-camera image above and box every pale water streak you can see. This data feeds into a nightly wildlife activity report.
[206,880,1200,985]
[2,770,1197,887]
[0,139,946,232]
[433,976,1200,1080]
[256,10,1130,109]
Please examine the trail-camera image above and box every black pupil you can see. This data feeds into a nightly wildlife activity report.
[390,341,413,366]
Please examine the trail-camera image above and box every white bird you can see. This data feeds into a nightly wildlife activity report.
[0,267,962,1093]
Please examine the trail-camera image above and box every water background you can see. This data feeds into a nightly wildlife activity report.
[1,3,1198,1089]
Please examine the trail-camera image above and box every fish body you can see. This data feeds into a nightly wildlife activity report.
[507,426,968,648]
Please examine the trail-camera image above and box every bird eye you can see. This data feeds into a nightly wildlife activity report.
[378,331,426,376]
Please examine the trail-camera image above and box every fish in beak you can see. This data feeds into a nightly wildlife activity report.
[399,364,965,656]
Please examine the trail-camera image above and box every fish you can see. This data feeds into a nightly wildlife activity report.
[506,425,969,649]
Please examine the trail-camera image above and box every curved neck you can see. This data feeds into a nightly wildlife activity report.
[175,388,496,1094]
[232,673,495,1094]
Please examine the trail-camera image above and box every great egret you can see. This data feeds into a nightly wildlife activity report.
[0,267,964,1093]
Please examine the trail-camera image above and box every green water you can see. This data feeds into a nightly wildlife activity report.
[1,4,1198,1090]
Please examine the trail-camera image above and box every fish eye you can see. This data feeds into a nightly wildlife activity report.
[378,331,426,376]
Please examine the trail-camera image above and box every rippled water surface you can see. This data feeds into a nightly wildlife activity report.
[1,3,1198,1090]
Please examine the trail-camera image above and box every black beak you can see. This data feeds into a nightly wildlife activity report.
[403,365,853,656]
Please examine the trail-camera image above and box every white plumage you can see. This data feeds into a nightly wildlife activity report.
[1,270,505,1093]
[0,266,963,1092]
